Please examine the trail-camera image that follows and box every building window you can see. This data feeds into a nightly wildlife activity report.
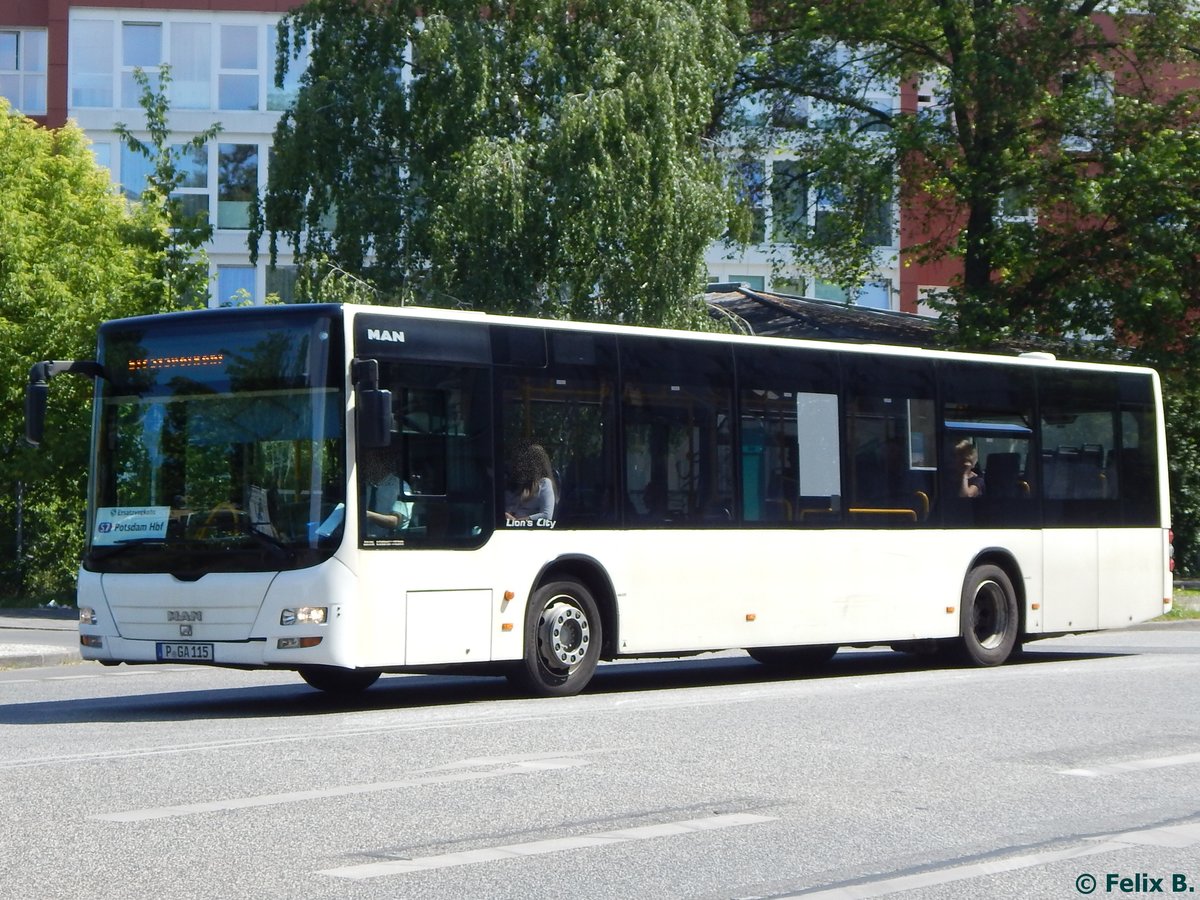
[266,265,300,303]
[70,20,114,108]
[813,281,847,303]
[771,275,806,295]
[219,24,259,110]
[122,22,163,108]
[733,158,766,245]
[119,143,154,200]
[217,266,257,306]
[0,29,47,115]
[170,23,211,110]
[172,143,210,222]
[267,25,308,112]
[218,143,258,229]
[729,274,766,291]
[863,197,894,248]
[770,160,807,243]
[854,281,891,309]
[90,142,112,169]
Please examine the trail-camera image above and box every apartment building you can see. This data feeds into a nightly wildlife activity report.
[1,0,913,310]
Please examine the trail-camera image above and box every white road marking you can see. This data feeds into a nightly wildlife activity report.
[781,818,1200,898]
[91,753,590,822]
[786,843,1122,899]
[1097,821,1200,848]
[1058,750,1200,777]
[320,812,778,880]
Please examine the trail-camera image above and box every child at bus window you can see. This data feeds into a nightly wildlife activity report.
[955,440,985,498]
[361,448,413,537]
[506,443,557,522]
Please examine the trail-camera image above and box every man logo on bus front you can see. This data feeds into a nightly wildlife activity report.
[367,328,405,343]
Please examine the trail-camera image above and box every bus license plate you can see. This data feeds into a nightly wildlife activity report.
[156,642,214,662]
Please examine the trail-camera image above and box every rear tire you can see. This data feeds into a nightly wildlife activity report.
[956,564,1019,666]
[508,580,602,697]
[299,666,381,694]
[747,644,837,669]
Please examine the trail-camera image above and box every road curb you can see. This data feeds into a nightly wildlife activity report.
[0,647,82,671]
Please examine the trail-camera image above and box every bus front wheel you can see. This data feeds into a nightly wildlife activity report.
[957,564,1019,666]
[509,580,602,697]
[299,666,381,694]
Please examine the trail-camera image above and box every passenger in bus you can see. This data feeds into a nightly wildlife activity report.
[955,440,985,499]
[506,443,557,522]
[361,447,413,537]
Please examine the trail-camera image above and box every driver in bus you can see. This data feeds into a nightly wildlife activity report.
[361,447,413,537]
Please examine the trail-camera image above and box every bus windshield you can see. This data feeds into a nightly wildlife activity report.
[87,309,345,574]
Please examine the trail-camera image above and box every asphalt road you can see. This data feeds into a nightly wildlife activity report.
[1,623,1198,899]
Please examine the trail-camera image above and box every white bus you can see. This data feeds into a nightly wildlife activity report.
[25,303,1172,695]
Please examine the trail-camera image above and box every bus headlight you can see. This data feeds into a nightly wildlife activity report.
[79,607,97,625]
[280,607,328,626]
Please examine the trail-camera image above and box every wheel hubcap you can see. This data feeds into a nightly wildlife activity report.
[538,600,590,672]
[973,580,1010,650]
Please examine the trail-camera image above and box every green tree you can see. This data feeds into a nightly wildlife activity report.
[0,102,175,599]
[734,0,1200,355]
[256,0,745,327]
[115,65,222,309]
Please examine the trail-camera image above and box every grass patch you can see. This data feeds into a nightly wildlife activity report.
[1159,599,1200,621]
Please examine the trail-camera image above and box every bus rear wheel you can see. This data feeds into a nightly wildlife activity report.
[299,666,381,694]
[509,580,601,697]
[957,564,1019,667]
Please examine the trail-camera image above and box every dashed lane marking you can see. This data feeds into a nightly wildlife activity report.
[320,812,778,880]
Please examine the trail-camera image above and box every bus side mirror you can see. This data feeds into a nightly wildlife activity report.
[25,382,49,447]
[357,388,393,448]
[24,359,105,448]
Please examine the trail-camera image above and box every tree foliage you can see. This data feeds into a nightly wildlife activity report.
[256,0,745,327]
[0,103,177,598]
[114,65,222,309]
[736,0,1200,360]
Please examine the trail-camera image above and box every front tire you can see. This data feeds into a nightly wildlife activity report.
[299,666,381,694]
[508,580,602,697]
[956,564,1020,666]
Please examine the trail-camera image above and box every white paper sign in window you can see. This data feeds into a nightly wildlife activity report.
[93,506,170,545]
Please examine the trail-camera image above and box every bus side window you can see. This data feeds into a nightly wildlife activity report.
[941,361,1038,527]
[843,355,937,527]
[364,363,493,547]
[495,328,620,528]
[735,345,841,527]
[1040,370,1124,526]
[619,335,734,527]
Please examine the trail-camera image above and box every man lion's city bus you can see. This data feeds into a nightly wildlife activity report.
[25,303,1172,695]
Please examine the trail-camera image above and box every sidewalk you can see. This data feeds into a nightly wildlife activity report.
[0,607,81,671]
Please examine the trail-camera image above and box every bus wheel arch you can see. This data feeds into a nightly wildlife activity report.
[533,555,619,660]
[956,552,1023,666]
